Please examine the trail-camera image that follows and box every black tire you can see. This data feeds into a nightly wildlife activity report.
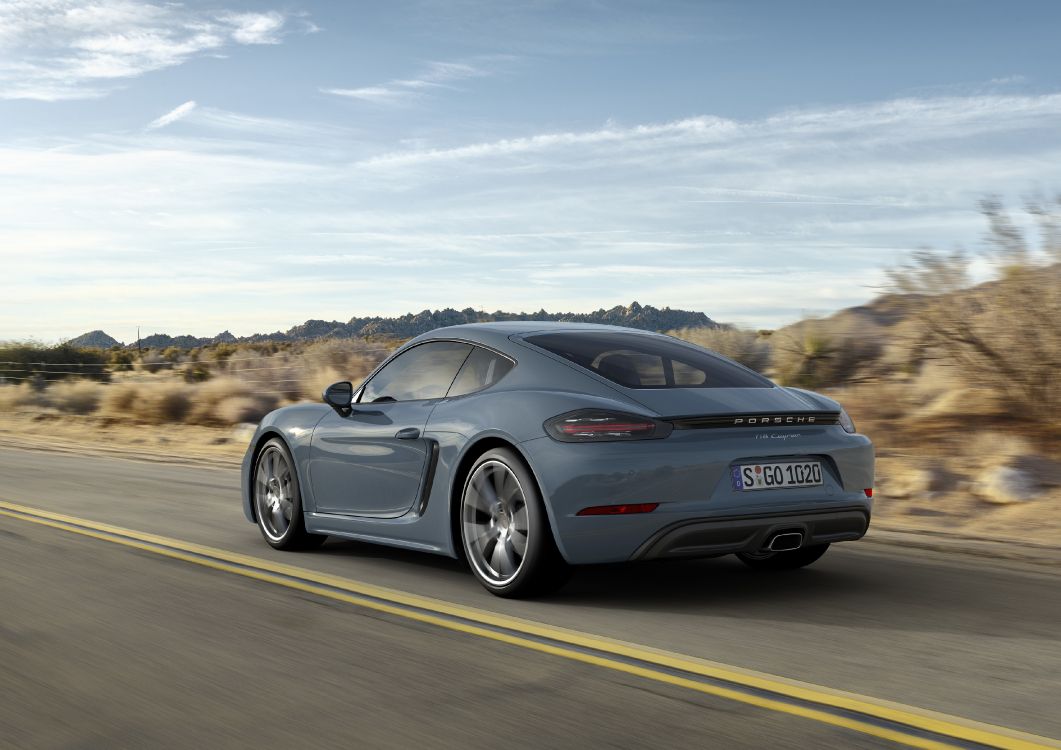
[252,437,327,551]
[459,448,571,598]
[736,543,830,571]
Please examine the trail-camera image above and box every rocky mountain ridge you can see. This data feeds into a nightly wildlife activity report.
[69,302,718,350]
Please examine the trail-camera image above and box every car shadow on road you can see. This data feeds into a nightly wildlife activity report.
[313,537,468,573]
[557,555,1057,639]
[302,537,1055,638]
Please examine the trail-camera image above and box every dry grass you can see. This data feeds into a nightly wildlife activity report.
[914,388,1009,420]
[1,339,395,429]
[965,431,1036,463]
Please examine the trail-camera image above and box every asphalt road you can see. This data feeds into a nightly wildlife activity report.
[1,445,1058,747]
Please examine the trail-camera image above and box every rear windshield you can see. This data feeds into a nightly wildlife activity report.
[525,331,772,389]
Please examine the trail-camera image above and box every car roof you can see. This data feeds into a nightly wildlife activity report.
[414,321,663,348]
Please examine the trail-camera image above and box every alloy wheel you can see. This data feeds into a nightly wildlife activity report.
[462,460,530,585]
[255,445,295,542]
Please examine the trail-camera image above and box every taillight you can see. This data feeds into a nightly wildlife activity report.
[864,488,873,498]
[544,409,672,442]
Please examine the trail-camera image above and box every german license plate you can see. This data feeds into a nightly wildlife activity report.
[732,461,823,491]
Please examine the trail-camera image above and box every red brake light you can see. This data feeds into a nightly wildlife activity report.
[545,410,672,442]
[864,488,873,498]
[558,421,654,435]
[577,503,659,516]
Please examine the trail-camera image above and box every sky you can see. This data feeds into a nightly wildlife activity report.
[2,0,1060,342]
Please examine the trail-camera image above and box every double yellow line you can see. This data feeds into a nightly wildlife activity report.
[1,499,1057,750]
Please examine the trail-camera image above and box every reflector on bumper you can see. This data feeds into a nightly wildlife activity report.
[577,503,659,516]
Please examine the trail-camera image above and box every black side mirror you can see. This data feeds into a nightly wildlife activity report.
[323,381,354,417]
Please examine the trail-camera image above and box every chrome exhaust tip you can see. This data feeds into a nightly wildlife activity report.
[768,532,804,552]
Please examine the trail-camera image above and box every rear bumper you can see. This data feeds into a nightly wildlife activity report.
[518,425,874,564]
[631,507,870,560]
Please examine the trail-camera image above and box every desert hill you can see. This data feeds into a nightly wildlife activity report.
[71,302,717,350]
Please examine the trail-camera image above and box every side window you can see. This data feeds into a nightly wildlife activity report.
[447,346,514,397]
[360,342,472,403]
[525,331,772,389]
[592,350,666,387]
[672,360,707,386]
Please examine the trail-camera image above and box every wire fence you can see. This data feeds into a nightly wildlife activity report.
[0,346,396,369]
[0,344,398,388]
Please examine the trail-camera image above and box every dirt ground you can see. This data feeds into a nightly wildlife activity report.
[0,409,248,464]
[873,454,1061,545]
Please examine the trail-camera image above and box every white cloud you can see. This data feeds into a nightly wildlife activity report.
[355,93,1061,171]
[322,59,494,105]
[196,108,345,139]
[1,90,1060,340]
[357,115,738,167]
[218,11,287,45]
[321,85,412,104]
[0,1,305,101]
[988,75,1027,86]
[140,104,349,140]
[147,100,197,130]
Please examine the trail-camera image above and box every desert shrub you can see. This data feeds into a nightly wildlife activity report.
[833,382,910,424]
[888,196,1061,419]
[301,339,353,370]
[670,326,771,372]
[0,382,52,410]
[261,364,304,401]
[100,382,141,416]
[108,348,135,369]
[182,361,212,383]
[187,377,252,424]
[910,361,963,401]
[209,343,238,364]
[135,386,192,423]
[770,317,879,389]
[300,366,345,402]
[275,376,306,402]
[302,339,389,376]
[138,351,168,374]
[215,351,298,400]
[915,388,1009,420]
[291,340,393,402]
[49,379,104,415]
[0,342,109,382]
[214,394,280,425]
[772,325,839,388]
[99,383,191,424]
[183,377,282,425]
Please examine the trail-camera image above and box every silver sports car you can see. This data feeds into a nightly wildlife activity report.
[241,322,874,597]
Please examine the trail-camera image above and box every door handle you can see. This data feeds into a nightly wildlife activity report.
[395,427,421,440]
